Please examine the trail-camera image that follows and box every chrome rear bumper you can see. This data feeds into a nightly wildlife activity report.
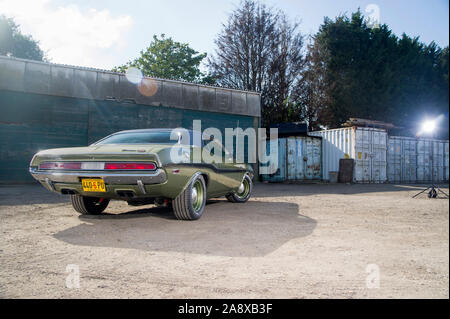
[29,168,167,185]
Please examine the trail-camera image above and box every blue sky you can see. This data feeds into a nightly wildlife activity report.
[0,0,448,69]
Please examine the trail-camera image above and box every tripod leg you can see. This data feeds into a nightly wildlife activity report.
[436,187,449,198]
[412,187,431,198]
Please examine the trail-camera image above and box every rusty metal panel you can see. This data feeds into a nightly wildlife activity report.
[162,81,182,107]
[287,137,303,180]
[96,72,120,99]
[304,137,321,179]
[0,56,261,118]
[50,66,73,96]
[231,91,246,114]
[118,74,138,101]
[182,84,199,109]
[0,58,25,91]
[73,69,97,99]
[134,78,163,106]
[198,86,215,111]
[215,89,231,113]
[24,62,50,94]
[246,93,260,117]
[284,136,322,181]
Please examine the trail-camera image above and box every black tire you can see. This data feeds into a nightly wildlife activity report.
[226,174,252,203]
[70,195,109,215]
[173,174,206,220]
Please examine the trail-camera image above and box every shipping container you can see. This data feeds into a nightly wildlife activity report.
[310,127,387,183]
[432,140,445,182]
[416,139,433,182]
[445,142,450,181]
[261,136,321,182]
[387,136,417,183]
[387,136,448,184]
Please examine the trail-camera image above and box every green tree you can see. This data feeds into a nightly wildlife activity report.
[113,34,209,83]
[0,15,45,61]
[304,10,449,138]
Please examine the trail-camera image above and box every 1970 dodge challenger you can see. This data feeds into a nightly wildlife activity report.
[29,129,253,220]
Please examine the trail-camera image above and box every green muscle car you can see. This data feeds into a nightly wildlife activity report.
[29,129,253,220]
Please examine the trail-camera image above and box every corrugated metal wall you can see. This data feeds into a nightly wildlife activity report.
[388,136,449,184]
[0,56,261,183]
[261,136,321,182]
[311,127,449,184]
[310,127,387,183]
[387,136,417,183]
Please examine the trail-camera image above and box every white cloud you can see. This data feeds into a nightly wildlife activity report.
[0,0,133,69]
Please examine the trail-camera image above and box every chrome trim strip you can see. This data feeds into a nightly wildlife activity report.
[30,168,167,185]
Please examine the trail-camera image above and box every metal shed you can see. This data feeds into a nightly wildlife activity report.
[0,55,261,183]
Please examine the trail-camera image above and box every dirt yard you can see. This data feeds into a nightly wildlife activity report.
[0,182,448,299]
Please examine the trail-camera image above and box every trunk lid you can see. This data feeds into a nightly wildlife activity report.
[31,144,168,166]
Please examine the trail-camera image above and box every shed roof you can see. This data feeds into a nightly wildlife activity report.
[0,55,261,118]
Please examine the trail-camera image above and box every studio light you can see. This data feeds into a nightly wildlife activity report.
[421,120,436,133]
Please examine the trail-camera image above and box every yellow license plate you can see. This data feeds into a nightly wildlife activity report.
[82,179,106,192]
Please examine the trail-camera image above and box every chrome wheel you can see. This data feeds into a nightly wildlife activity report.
[226,174,252,203]
[235,177,250,199]
[192,179,205,212]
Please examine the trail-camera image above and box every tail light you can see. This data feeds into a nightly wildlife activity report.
[39,162,82,170]
[104,162,156,170]
[39,161,157,171]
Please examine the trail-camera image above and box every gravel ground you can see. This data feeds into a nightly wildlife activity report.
[0,182,448,299]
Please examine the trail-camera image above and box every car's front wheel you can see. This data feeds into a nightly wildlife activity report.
[173,174,206,220]
[70,195,110,215]
[226,174,252,203]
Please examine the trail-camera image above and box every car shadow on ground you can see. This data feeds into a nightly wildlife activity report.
[53,199,316,257]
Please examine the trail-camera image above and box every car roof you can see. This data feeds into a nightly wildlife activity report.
[114,128,198,134]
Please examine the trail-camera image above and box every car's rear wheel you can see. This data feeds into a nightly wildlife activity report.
[226,174,252,203]
[173,174,206,220]
[70,195,109,215]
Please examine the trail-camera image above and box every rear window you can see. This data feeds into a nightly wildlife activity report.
[94,131,202,146]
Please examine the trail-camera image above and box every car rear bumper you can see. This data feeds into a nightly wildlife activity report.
[29,168,166,184]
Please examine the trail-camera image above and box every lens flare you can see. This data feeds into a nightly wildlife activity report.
[421,120,436,133]
[138,78,159,97]
[125,67,143,84]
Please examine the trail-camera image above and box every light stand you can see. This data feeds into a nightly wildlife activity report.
[412,183,449,199]
[412,133,449,199]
